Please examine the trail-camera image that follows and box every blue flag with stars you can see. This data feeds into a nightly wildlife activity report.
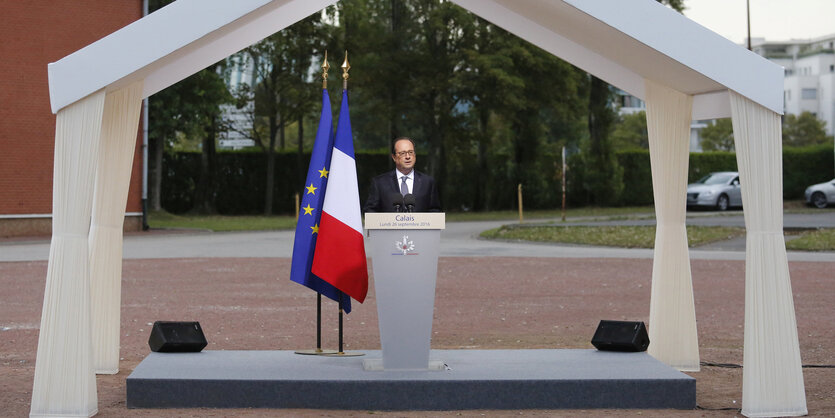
[290,88,350,313]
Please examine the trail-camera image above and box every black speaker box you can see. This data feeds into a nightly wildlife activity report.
[148,321,207,353]
[591,320,649,352]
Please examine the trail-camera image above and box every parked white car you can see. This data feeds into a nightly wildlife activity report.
[804,178,835,209]
[686,172,742,211]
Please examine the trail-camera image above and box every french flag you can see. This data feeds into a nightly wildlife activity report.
[311,90,369,303]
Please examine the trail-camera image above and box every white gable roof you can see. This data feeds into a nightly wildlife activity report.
[47,0,337,113]
[452,0,784,119]
[48,0,784,119]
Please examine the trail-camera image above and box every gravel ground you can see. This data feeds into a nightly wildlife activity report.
[1,257,832,417]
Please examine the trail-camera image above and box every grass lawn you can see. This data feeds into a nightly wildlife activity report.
[445,206,656,222]
[147,211,297,232]
[147,208,834,251]
[480,224,746,248]
[149,206,658,232]
[786,228,835,251]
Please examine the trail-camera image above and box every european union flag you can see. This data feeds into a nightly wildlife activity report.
[311,87,368,304]
[290,88,350,313]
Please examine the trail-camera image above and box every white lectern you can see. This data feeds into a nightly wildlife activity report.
[364,212,445,371]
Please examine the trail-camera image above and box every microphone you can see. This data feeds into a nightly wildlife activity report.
[403,194,416,213]
[389,192,404,212]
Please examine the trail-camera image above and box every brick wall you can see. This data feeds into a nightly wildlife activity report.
[0,0,144,235]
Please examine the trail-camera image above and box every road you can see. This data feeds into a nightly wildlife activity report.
[2,212,833,262]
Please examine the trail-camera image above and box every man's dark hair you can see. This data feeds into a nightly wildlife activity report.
[391,137,416,155]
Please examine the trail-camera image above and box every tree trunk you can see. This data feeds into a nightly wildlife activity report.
[586,75,622,206]
[437,113,448,210]
[150,136,163,211]
[191,117,218,214]
[279,96,286,150]
[264,113,279,215]
[388,0,401,142]
[475,108,490,211]
[297,114,305,191]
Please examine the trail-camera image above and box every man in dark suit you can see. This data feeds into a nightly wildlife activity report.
[363,137,441,213]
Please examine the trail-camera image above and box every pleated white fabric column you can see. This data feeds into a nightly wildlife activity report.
[729,91,807,417]
[644,80,700,371]
[30,90,105,418]
[89,81,144,374]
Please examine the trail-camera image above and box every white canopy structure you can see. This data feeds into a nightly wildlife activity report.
[34,0,806,417]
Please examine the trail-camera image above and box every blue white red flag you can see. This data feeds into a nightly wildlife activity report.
[312,89,369,303]
[289,88,351,313]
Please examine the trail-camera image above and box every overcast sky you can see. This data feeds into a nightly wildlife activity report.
[684,0,834,44]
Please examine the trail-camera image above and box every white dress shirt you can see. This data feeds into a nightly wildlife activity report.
[397,169,414,194]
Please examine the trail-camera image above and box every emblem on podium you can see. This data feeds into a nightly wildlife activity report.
[395,235,416,255]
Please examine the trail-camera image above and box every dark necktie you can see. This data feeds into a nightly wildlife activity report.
[400,176,409,196]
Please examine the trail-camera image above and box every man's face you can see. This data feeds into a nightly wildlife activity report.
[392,139,416,174]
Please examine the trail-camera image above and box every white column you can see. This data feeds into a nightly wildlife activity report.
[729,91,807,417]
[644,79,700,371]
[89,81,144,374]
[30,90,105,418]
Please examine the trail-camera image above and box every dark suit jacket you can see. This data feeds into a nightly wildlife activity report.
[363,170,442,213]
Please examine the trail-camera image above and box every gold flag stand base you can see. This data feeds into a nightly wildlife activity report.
[294,348,339,355]
[322,351,365,357]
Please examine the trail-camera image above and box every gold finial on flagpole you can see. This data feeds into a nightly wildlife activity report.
[322,51,330,89]
[341,50,350,89]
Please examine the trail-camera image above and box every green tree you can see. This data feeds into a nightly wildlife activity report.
[232,14,325,215]
[148,64,232,214]
[783,112,832,147]
[147,0,179,213]
[188,64,234,214]
[576,1,678,206]
[584,75,623,205]
[327,0,413,151]
[658,0,684,12]
[148,0,232,214]
[460,21,524,210]
[410,0,474,206]
[700,118,735,151]
[611,111,648,150]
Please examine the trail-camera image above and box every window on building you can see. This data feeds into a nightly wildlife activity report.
[801,88,817,100]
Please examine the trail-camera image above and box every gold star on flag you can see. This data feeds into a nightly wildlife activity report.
[306,183,317,195]
[302,204,314,215]
[311,224,319,234]
[318,167,329,178]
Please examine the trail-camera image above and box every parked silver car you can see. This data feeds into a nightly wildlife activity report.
[686,171,742,211]
[804,178,835,208]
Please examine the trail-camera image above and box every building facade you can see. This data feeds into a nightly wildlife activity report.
[615,89,708,152]
[0,1,144,237]
[616,33,835,151]
[752,34,835,135]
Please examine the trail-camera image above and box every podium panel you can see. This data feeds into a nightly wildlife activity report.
[365,213,445,370]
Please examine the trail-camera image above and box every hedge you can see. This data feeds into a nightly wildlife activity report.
[783,144,835,199]
[162,150,394,214]
[161,144,834,213]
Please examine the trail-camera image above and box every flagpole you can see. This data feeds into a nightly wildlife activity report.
[316,293,322,349]
[326,291,362,356]
[294,52,337,356]
[338,293,344,353]
[324,51,363,358]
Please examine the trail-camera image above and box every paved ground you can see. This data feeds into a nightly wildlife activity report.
[2,212,834,262]
[1,211,833,417]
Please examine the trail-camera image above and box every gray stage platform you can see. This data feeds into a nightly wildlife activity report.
[126,349,695,410]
